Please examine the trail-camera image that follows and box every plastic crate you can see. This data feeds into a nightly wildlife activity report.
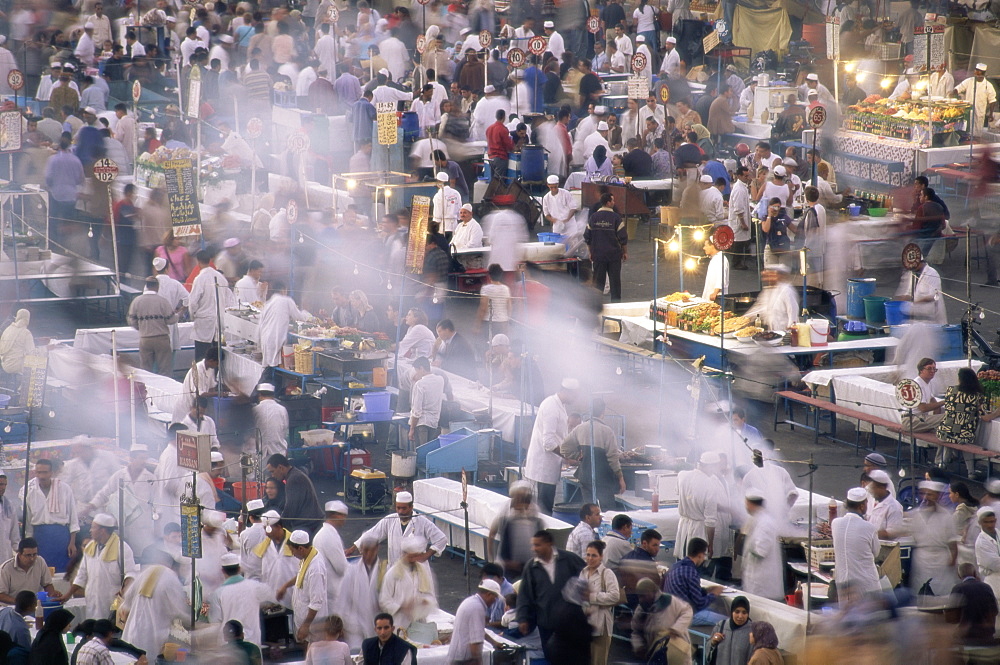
[876,42,901,60]
[274,90,296,107]
[803,540,835,567]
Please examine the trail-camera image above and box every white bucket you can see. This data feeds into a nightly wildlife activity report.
[391,451,417,478]
[808,319,830,346]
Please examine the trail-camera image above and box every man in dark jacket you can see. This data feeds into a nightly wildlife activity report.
[265,454,323,534]
[622,139,653,178]
[949,563,1000,645]
[584,192,628,301]
[362,613,417,664]
[433,319,477,380]
[516,530,586,662]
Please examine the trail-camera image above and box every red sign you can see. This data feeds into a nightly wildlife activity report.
[479,30,493,49]
[712,225,734,251]
[415,35,426,54]
[528,36,547,56]
[132,80,142,102]
[507,48,526,69]
[631,52,647,72]
[326,5,339,22]
[176,431,211,473]
[895,379,921,409]
[587,16,600,34]
[902,242,923,270]
[246,117,263,139]
[808,105,827,128]
[287,199,299,224]
[7,69,24,92]
[93,158,119,183]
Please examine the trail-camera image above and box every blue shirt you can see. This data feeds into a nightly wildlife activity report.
[663,557,713,612]
[702,160,731,197]
[44,150,85,203]
[0,607,30,649]
[488,578,516,624]
[352,98,377,143]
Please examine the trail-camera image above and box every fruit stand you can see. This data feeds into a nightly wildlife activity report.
[845,95,971,147]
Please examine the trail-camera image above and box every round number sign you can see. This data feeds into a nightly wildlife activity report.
[527,36,547,56]
[902,242,923,270]
[587,16,600,34]
[711,225,734,251]
[326,6,339,22]
[507,48,526,69]
[631,53,647,72]
[659,85,670,103]
[808,105,827,128]
[416,0,431,6]
[287,199,299,224]
[7,69,24,92]
[287,132,310,154]
[895,378,921,410]
[93,158,119,183]
[246,117,263,139]
[132,80,142,102]
[479,30,493,49]
[415,35,426,55]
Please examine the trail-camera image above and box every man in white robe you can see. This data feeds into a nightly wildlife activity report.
[831,488,881,603]
[280,530,328,641]
[542,176,578,235]
[351,491,448,567]
[119,553,190,659]
[313,501,349,609]
[188,250,236,361]
[906,481,959,596]
[259,515,299,609]
[199,510,234,598]
[740,489,784,601]
[173,346,225,424]
[252,384,289,459]
[674,452,721,559]
[740,454,799,523]
[238,500,268,581]
[61,439,121,515]
[208,552,276,647]
[258,286,308,369]
[87,445,156,558]
[340,536,383,649]
[378,536,439,629]
[974,506,1000,599]
[24,459,79,573]
[66,513,138,620]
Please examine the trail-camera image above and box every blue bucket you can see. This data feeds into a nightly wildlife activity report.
[884,300,907,325]
[846,278,877,319]
[400,111,419,142]
[520,145,546,183]
[362,391,391,413]
[940,324,964,360]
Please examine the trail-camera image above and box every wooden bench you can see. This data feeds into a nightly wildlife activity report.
[886,426,1000,469]
[773,390,905,460]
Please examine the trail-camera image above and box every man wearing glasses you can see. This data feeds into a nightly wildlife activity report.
[901,357,946,434]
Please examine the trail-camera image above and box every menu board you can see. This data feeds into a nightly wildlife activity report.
[912,25,947,70]
[406,195,431,273]
[376,102,398,145]
[0,111,21,153]
[180,503,202,558]
[176,430,211,472]
[21,352,47,409]
[163,158,201,237]
[627,75,649,100]
[826,17,840,61]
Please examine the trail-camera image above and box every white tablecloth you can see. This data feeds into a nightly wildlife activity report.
[222,348,265,396]
[443,370,531,444]
[73,322,195,353]
[803,359,981,387]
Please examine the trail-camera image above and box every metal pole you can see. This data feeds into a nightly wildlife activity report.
[806,455,814,632]
[191,471,197,629]
[113,331,120,449]
[19,407,30,538]
[118,476,125,583]
[811,125,818,187]
[463,496,471,594]
[678,226,684,292]
[589,410,597,505]
[107,184,120,288]
[653,239,658,350]
[130,375,137,448]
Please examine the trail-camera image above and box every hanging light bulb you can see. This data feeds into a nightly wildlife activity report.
[432,297,438,304]
[615,367,623,375]
[87,226,94,239]
[298,234,305,243]
[692,228,705,242]
[384,188,393,198]
[386,279,393,290]
[668,240,679,253]
[880,77,893,90]
[353,265,359,275]
[151,509,160,521]
[3,425,10,433]
[48,411,54,418]
[844,61,857,73]
[684,257,697,271]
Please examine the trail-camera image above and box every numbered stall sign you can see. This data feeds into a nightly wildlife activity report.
[507,48,526,69]
[93,158,119,183]
[528,36,547,56]
[246,117,263,140]
[587,16,600,34]
[479,30,493,49]
[808,105,827,128]
[631,52,647,73]
[7,69,24,92]
[895,379,921,410]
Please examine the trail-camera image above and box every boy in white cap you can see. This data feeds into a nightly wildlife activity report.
[634,34,653,82]
[67,513,138,620]
[542,174,578,235]
[447,578,503,664]
[905,480,959,595]
[975,506,1000,598]
[207,551,275,647]
[379,535,439,629]
[238,499,268,581]
[350,490,448,567]
[313,501,349,609]
[525,378,580,514]
[256,511,298,606]
[831,488,881,602]
[572,105,607,164]
[543,21,565,59]
[431,172,461,234]
[252,382,289,459]
[955,63,996,136]
[451,204,483,250]
[741,488,784,600]
[281,530,328,641]
[798,72,834,107]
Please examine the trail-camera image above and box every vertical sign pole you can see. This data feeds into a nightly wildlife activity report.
[113,330,120,449]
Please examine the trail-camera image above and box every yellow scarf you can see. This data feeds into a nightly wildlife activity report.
[253,530,292,558]
[84,533,120,563]
[138,566,164,598]
[295,547,318,589]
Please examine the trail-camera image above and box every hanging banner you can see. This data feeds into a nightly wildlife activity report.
[22,352,48,409]
[180,503,202,558]
[187,66,201,119]
[0,111,21,153]
[163,158,202,236]
[406,195,431,273]
[376,101,398,145]
[825,16,840,60]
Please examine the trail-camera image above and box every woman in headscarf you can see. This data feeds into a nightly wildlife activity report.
[263,477,286,513]
[692,124,715,159]
[707,596,753,665]
[584,145,613,182]
[348,290,380,332]
[0,309,34,376]
[581,540,619,665]
[546,577,592,663]
[748,621,783,665]
[29,608,74,665]
[951,481,981,566]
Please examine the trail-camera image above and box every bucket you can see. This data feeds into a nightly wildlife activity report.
[391,451,417,478]
[794,322,812,347]
[400,111,419,142]
[848,204,861,216]
[552,503,582,524]
[808,318,829,346]
[884,300,907,325]
[282,345,294,369]
[846,278,877,319]
[863,296,889,324]
[362,391,390,413]
[941,324,964,360]
[233,481,262,501]
[520,145,546,183]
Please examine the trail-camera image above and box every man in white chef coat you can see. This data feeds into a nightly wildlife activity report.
[378,535,439,630]
[252,383,289,458]
[313,500,350,610]
[866,469,904,540]
[239,499,268,581]
[258,512,299,610]
[279,530,328,642]
[954,63,996,137]
[446,579,503,664]
[701,237,728,303]
[208,552,276,648]
[258,283,309,371]
[451,205,484,250]
[542,175,579,236]
[740,488,784,601]
[741,440,799,521]
[24,458,79,573]
[66,513,138,620]
[675,451,722,559]
[86,445,156,558]
[119,550,190,660]
[831,488,881,603]
[524,378,580,514]
[906,480,959,596]
[188,249,236,361]
[431,171,462,236]
[198,510,233,599]
[895,258,946,324]
[745,264,800,332]
[350,491,448,567]
[340,536,383,649]
[61,439,120,515]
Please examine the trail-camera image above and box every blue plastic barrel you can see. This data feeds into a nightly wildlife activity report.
[941,324,964,360]
[362,391,391,413]
[520,145,546,183]
[400,112,419,142]
[846,278,877,319]
[884,300,907,325]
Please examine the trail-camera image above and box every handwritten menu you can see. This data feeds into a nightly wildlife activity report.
[406,195,430,273]
[21,352,47,409]
[376,102,398,146]
[180,503,202,558]
[163,158,202,237]
[826,17,840,61]
[0,111,21,153]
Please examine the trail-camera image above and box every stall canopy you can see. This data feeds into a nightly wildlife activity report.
[734,0,792,57]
